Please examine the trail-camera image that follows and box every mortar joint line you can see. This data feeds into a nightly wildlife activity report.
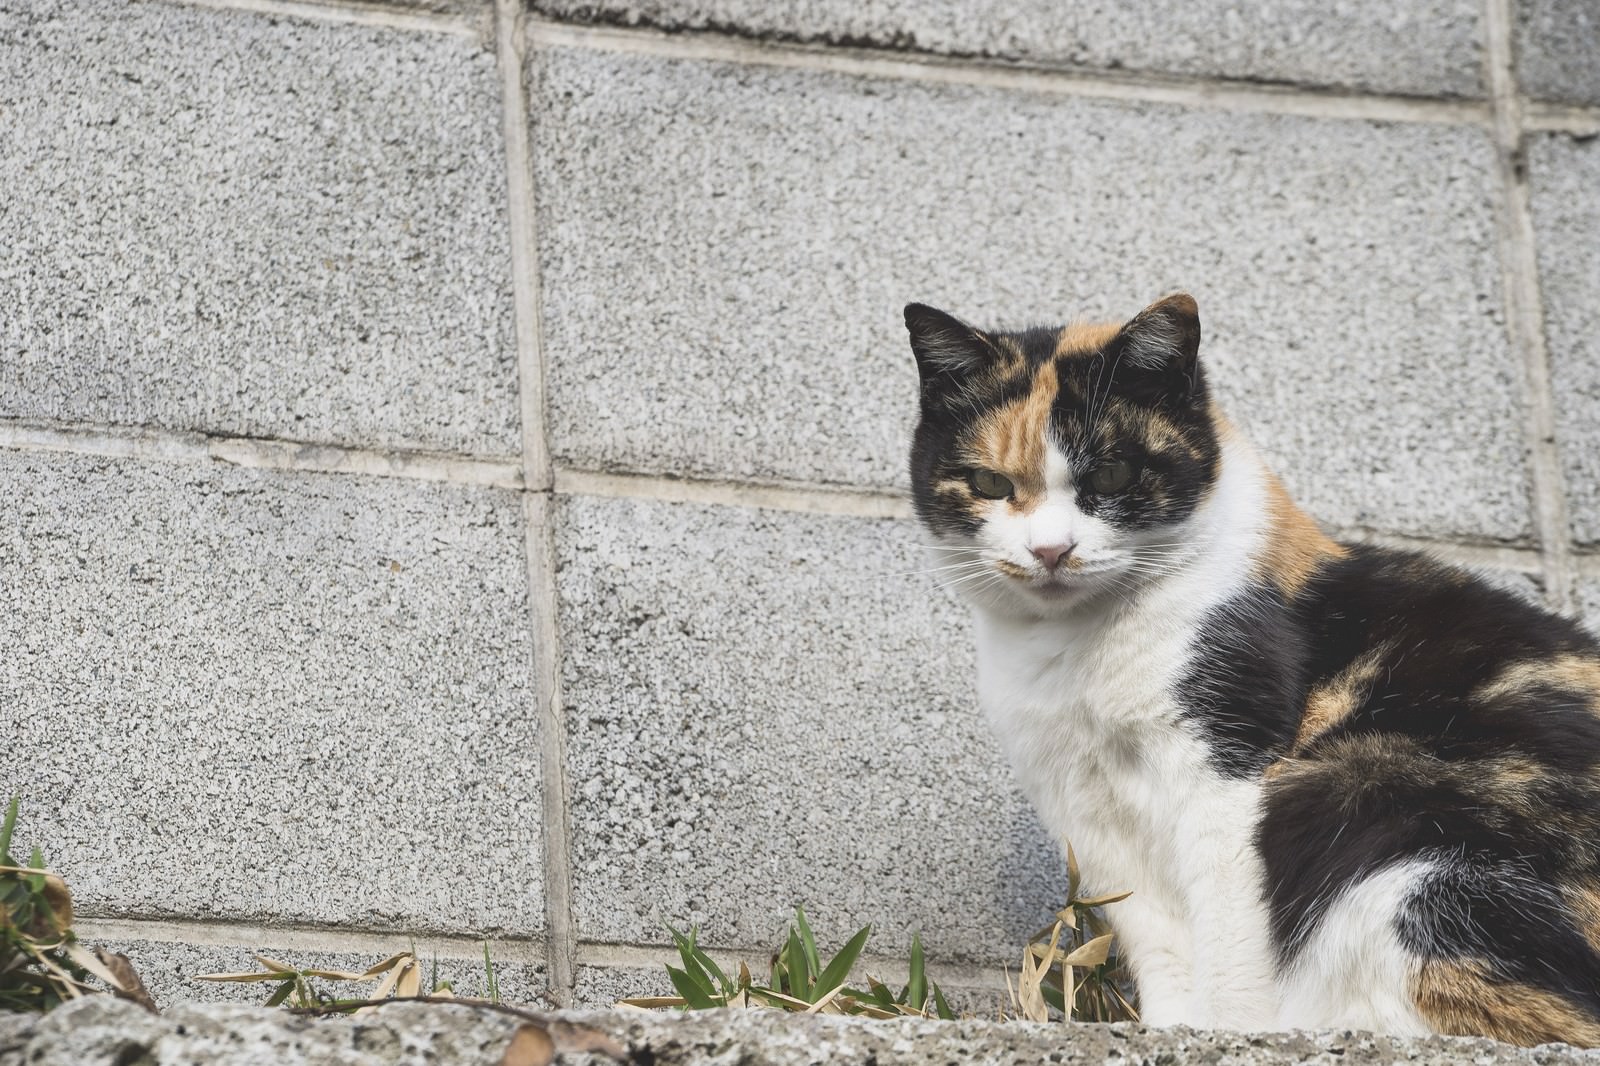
[525,15,1502,129]
[495,0,576,1009]
[165,0,484,37]
[1483,0,1576,615]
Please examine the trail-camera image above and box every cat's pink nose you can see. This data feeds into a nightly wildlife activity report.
[1030,542,1076,570]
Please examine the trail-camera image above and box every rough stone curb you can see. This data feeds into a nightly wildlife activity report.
[5,996,1600,1065]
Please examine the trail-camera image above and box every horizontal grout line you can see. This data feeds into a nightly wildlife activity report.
[75,916,546,966]
[164,0,486,36]
[528,18,1494,128]
[555,467,913,520]
[1330,527,1542,572]
[0,419,525,490]
[1524,100,1600,136]
[78,917,1013,992]
[1,419,1564,573]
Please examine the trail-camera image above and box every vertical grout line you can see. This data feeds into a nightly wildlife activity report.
[498,0,552,494]
[496,0,574,1005]
[523,491,575,1005]
[1483,0,1574,614]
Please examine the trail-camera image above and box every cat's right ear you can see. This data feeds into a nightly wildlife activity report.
[904,304,999,384]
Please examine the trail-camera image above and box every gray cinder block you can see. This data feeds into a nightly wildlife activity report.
[0,0,517,455]
[533,47,1527,542]
[554,493,1064,963]
[530,0,1484,98]
[1529,135,1600,545]
[2,451,543,934]
[1516,0,1600,106]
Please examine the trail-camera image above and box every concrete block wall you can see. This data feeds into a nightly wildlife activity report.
[2,0,1597,1012]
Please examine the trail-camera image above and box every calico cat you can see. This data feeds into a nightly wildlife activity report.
[904,293,1600,1046]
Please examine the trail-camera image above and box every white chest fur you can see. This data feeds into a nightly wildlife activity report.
[969,444,1282,1027]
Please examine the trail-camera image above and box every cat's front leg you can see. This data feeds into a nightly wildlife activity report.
[1106,891,1197,1026]
[1179,807,1281,1030]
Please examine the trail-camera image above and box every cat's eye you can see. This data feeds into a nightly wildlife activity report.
[1088,460,1137,495]
[968,469,1015,500]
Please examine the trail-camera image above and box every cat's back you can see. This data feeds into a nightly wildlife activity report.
[1263,544,1600,1044]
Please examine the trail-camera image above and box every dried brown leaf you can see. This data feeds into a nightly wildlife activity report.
[1060,933,1113,970]
[96,950,159,1013]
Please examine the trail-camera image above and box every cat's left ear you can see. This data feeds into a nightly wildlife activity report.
[1107,293,1202,402]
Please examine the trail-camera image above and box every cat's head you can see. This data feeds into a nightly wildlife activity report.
[905,294,1222,615]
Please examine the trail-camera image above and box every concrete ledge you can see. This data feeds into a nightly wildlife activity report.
[5,996,1599,1065]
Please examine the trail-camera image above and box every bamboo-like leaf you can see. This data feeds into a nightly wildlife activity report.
[665,966,717,1010]
[61,943,125,991]
[263,979,296,1007]
[1016,939,1048,1023]
[252,955,298,975]
[369,958,406,1001]
[1073,890,1133,908]
[1060,933,1113,970]
[747,986,813,1011]
[904,932,926,1008]
[196,970,304,984]
[793,907,822,978]
[784,930,810,999]
[359,953,412,979]
[813,925,870,1001]
[805,982,848,1014]
[396,959,422,998]
[666,927,721,1003]
[1065,843,1080,899]
[931,981,954,1021]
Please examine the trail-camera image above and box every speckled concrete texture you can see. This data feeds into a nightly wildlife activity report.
[532,47,1528,543]
[2,451,543,934]
[553,493,1063,961]
[0,0,518,455]
[531,0,1485,98]
[1579,578,1600,639]
[1515,0,1600,105]
[571,964,675,1008]
[7,997,1600,1066]
[82,935,548,1009]
[1529,135,1600,546]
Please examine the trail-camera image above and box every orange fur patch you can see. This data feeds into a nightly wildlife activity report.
[1287,640,1395,754]
[967,361,1059,511]
[1476,654,1600,708]
[1563,882,1600,957]
[1054,321,1122,359]
[1414,959,1600,1047]
[1256,473,1347,598]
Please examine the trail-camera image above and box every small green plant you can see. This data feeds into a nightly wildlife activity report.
[197,941,498,1012]
[0,797,148,1013]
[1009,846,1139,1023]
[623,906,954,1020]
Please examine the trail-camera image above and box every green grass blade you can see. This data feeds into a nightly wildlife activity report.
[794,906,821,977]
[667,925,721,1001]
[814,924,871,998]
[666,965,718,1010]
[906,933,926,1008]
[263,979,295,1008]
[0,797,18,863]
[784,929,811,999]
[483,941,499,1004]
[931,981,954,1020]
